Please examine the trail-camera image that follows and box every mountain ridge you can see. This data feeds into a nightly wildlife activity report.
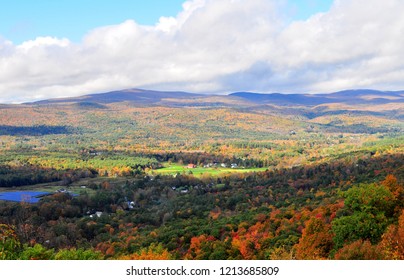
[27,88,202,105]
[230,89,404,106]
[20,88,404,107]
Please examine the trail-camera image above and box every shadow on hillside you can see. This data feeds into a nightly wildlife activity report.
[0,125,73,136]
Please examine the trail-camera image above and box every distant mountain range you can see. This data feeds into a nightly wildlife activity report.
[230,89,404,106]
[25,88,404,107]
[30,88,201,105]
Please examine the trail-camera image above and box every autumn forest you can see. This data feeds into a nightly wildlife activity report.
[0,88,403,260]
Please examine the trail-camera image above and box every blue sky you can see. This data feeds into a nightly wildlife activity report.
[1,0,403,103]
[1,0,333,44]
[288,0,333,20]
[1,0,186,43]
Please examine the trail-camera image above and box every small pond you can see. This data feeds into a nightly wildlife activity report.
[0,191,51,203]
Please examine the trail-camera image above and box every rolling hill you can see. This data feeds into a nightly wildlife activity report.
[23,88,404,108]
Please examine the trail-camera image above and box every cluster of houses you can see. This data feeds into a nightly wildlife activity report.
[56,185,87,194]
[171,186,190,194]
[89,211,103,218]
[88,200,135,219]
[171,182,220,195]
[187,162,239,168]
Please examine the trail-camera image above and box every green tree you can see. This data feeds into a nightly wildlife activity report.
[332,211,389,249]
[343,183,394,216]
[332,183,394,249]
[19,244,55,260]
[54,248,103,260]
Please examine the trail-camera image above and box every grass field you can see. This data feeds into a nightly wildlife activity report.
[35,185,97,196]
[149,163,268,177]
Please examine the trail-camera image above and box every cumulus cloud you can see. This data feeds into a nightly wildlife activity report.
[1,0,404,103]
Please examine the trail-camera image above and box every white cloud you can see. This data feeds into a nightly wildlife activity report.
[156,0,206,33]
[17,36,70,51]
[272,0,404,92]
[1,0,404,103]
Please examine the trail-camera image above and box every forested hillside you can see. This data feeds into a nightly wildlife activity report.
[0,89,403,260]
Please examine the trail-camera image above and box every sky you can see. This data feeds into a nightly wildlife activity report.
[1,0,403,103]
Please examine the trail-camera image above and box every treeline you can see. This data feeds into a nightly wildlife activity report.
[25,155,159,174]
[230,141,278,149]
[0,165,66,187]
[322,123,392,134]
[0,153,160,187]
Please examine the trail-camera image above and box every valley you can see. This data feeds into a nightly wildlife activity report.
[0,88,403,260]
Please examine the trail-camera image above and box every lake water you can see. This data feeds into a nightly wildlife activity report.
[0,191,51,203]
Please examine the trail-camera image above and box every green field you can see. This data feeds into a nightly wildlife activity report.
[149,163,268,177]
[35,184,97,196]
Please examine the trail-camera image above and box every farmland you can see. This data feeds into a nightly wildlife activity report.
[149,163,268,177]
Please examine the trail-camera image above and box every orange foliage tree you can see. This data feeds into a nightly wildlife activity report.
[231,221,272,260]
[382,174,404,212]
[334,239,382,260]
[378,209,404,259]
[295,217,333,259]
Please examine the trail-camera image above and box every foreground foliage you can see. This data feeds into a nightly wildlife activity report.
[1,154,403,260]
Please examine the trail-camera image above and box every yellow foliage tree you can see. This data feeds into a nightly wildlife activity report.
[119,243,171,260]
